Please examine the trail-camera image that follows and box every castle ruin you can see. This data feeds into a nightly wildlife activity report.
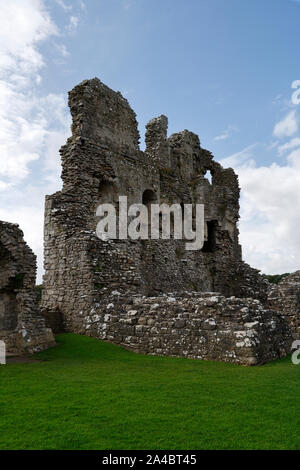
[40,78,293,365]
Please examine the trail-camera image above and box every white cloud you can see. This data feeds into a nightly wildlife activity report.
[220,145,300,274]
[267,140,280,150]
[78,0,86,11]
[122,0,135,10]
[55,0,86,15]
[214,125,237,142]
[219,143,258,168]
[55,43,70,57]
[0,0,58,78]
[273,110,298,138]
[272,93,283,105]
[55,0,72,11]
[67,15,79,33]
[0,0,71,282]
[278,137,300,155]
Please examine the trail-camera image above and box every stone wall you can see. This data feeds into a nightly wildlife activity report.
[71,291,291,366]
[0,221,55,354]
[268,271,300,339]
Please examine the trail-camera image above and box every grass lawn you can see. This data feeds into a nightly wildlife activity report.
[0,333,299,450]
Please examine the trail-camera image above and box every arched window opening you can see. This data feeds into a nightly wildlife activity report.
[204,170,213,185]
[96,181,119,217]
[202,220,217,253]
[98,181,119,206]
[142,189,158,237]
[0,290,18,331]
[0,243,18,331]
[142,189,157,207]
[95,181,119,235]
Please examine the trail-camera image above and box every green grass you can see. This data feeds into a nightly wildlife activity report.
[0,333,299,450]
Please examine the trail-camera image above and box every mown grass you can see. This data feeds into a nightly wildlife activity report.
[0,334,299,450]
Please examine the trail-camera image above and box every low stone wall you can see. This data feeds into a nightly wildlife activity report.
[73,292,291,366]
[268,271,300,339]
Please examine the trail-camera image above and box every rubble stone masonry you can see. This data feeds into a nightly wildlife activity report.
[268,271,300,339]
[0,221,54,354]
[41,78,293,364]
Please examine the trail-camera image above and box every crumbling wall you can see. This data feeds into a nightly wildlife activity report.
[268,271,300,339]
[0,221,55,354]
[41,78,280,364]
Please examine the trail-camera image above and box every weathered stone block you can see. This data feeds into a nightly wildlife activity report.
[0,222,55,355]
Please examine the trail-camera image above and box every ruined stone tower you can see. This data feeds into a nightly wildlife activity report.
[0,221,54,354]
[41,78,291,364]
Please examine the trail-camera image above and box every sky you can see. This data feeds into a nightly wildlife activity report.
[0,0,300,282]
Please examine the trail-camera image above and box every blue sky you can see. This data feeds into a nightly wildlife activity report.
[1,0,300,281]
[43,0,300,156]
